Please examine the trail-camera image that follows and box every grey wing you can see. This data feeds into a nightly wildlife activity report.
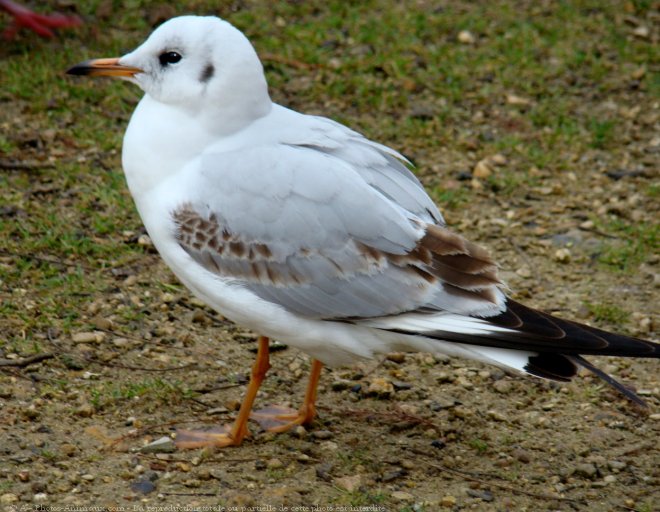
[173,143,502,320]
[279,113,444,225]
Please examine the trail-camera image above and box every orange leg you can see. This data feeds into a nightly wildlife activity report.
[175,335,271,449]
[250,358,323,432]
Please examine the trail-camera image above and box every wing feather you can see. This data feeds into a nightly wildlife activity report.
[172,140,504,320]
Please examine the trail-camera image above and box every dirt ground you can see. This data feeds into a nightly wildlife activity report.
[0,1,658,511]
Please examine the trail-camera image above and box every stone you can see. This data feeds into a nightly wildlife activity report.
[473,159,493,179]
[457,30,475,44]
[0,494,18,504]
[554,248,571,263]
[367,378,394,398]
[266,458,284,469]
[33,493,48,502]
[512,448,531,463]
[75,403,95,418]
[386,352,406,364]
[392,491,415,501]
[490,153,507,166]
[312,430,334,440]
[72,331,106,344]
[334,474,362,492]
[574,463,598,479]
[487,410,507,422]
[440,495,457,507]
[140,436,176,454]
[506,93,531,106]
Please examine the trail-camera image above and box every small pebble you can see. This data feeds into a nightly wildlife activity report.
[457,30,476,44]
[367,378,394,398]
[506,93,531,106]
[72,331,106,344]
[554,248,571,263]
[392,491,415,502]
[490,153,507,166]
[60,443,77,456]
[266,458,284,470]
[312,430,334,440]
[466,489,494,502]
[512,448,531,463]
[452,406,473,419]
[81,474,95,481]
[386,352,406,364]
[140,436,176,454]
[493,380,513,394]
[75,403,95,418]
[296,453,311,463]
[0,494,18,504]
[33,493,48,502]
[440,495,457,507]
[473,159,493,179]
[574,463,598,479]
[130,479,156,495]
[331,379,352,391]
[487,410,507,422]
[607,460,626,471]
[334,474,362,492]
[516,266,532,278]
[137,234,153,246]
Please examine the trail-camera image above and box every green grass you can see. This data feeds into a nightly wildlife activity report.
[594,219,658,272]
[88,377,190,411]
[585,302,630,325]
[469,438,489,454]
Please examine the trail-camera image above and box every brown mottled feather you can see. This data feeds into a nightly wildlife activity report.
[173,205,501,305]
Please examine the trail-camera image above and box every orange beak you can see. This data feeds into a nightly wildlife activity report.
[66,57,142,78]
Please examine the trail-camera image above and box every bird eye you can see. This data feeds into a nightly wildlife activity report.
[159,51,182,66]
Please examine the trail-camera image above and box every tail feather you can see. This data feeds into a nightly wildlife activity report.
[485,299,659,358]
[568,355,648,408]
[363,298,658,406]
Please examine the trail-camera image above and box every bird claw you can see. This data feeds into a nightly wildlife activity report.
[250,404,314,432]
[174,424,245,449]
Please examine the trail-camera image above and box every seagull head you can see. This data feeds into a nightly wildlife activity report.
[67,16,271,119]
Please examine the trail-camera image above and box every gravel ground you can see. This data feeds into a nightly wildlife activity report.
[1,1,658,511]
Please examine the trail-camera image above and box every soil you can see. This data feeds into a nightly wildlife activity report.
[0,2,658,511]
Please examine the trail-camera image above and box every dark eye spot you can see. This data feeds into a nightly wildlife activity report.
[200,63,215,83]
[159,51,182,66]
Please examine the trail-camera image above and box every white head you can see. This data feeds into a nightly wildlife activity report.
[68,16,272,125]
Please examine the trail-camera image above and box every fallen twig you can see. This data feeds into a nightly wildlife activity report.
[0,159,55,171]
[0,353,54,367]
[0,249,95,271]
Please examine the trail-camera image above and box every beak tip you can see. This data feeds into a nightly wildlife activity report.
[66,62,90,76]
[64,57,141,78]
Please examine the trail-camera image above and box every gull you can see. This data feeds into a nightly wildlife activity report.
[67,15,658,448]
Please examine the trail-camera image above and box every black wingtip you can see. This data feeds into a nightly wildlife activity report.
[524,353,578,382]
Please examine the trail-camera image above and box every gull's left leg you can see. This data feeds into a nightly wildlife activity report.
[250,359,323,432]
[175,335,272,449]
